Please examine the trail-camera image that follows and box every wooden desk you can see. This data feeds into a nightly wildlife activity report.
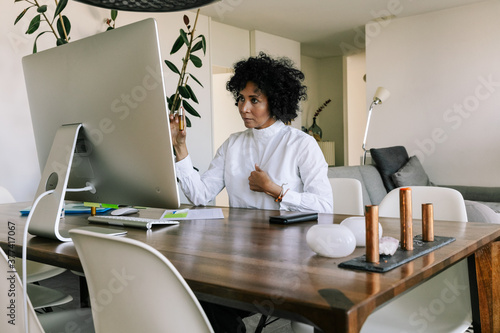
[1,202,499,332]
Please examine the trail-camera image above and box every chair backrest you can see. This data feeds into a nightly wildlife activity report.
[329,178,364,215]
[378,186,468,222]
[69,228,214,333]
[362,185,472,333]
[0,186,15,204]
[0,248,44,333]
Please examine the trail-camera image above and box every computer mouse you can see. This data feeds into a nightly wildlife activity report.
[111,207,140,216]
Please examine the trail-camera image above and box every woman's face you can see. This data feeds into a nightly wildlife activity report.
[237,81,275,129]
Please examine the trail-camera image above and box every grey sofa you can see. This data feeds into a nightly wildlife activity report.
[327,165,500,224]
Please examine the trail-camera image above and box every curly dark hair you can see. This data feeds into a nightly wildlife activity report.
[226,52,307,123]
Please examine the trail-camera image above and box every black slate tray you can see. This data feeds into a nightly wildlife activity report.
[338,235,455,273]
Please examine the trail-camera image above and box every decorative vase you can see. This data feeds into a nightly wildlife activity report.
[308,118,322,141]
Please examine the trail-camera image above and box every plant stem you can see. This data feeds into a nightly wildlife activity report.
[33,0,59,40]
[55,0,69,41]
[170,9,200,114]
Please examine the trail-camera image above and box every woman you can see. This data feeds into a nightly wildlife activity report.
[171,52,333,214]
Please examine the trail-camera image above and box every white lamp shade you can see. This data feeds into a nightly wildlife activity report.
[373,87,390,104]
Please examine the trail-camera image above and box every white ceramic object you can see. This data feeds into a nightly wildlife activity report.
[306,224,356,258]
[340,216,383,247]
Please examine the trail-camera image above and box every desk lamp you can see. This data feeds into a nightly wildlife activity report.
[362,86,390,165]
[73,0,220,11]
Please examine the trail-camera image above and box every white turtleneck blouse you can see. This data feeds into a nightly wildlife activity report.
[175,121,333,213]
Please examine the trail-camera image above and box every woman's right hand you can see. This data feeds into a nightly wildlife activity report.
[169,113,188,161]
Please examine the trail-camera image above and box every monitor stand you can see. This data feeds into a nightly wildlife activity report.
[28,123,84,242]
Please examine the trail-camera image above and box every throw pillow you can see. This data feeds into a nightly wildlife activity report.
[391,155,434,187]
[370,146,409,192]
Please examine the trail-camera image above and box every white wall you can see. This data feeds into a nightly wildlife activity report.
[210,21,250,68]
[344,52,366,166]
[366,1,500,186]
[1,2,213,202]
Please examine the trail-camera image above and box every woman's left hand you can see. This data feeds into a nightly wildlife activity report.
[249,165,281,198]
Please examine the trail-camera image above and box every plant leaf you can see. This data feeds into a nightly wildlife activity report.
[186,84,198,103]
[111,9,118,21]
[54,0,68,19]
[183,15,189,26]
[15,8,30,25]
[189,73,204,88]
[170,35,184,55]
[37,5,47,13]
[191,40,203,53]
[32,31,49,53]
[26,15,41,34]
[164,60,180,75]
[183,100,200,118]
[57,15,71,39]
[180,29,189,46]
[168,94,181,112]
[189,54,202,68]
[200,35,206,55]
[56,38,67,46]
[186,116,192,127]
[178,86,190,99]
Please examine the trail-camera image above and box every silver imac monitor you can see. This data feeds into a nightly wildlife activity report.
[22,18,180,241]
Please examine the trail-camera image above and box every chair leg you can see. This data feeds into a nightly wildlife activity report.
[79,276,90,308]
[255,314,267,333]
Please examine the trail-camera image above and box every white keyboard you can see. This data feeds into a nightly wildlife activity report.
[88,215,179,230]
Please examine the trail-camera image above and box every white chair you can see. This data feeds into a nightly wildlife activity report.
[0,185,71,310]
[0,247,94,333]
[69,228,214,333]
[378,185,468,221]
[292,186,472,333]
[360,186,471,333]
[330,178,364,215]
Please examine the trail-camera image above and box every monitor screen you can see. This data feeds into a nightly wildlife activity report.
[22,19,180,240]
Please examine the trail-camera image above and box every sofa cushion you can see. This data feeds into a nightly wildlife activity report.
[465,200,500,224]
[328,165,387,206]
[391,156,434,187]
[370,146,409,192]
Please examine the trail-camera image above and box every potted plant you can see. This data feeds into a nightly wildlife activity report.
[164,9,206,128]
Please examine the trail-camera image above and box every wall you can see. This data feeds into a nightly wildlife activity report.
[366,1,500,186]
[318,56,344,165]
[344,52,367,166]
[1,2,212,202]
[302,56,344,165]
[301,56,320,128]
